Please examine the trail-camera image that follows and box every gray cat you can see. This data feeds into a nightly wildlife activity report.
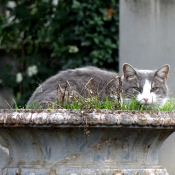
[27,63,169,108]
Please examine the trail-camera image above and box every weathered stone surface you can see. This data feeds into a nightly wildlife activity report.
[0,110,174,175]
[0,109,174,127]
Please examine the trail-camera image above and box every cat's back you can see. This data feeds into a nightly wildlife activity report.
[42,66,116,86]
[27,66,118,107]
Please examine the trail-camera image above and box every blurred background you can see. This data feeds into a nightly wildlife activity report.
[0,0,175,174]
[0,0,119,108]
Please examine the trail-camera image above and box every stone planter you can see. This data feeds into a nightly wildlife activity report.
[0,109,174,175]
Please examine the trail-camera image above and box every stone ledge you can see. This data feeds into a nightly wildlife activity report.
[0,109,174,127]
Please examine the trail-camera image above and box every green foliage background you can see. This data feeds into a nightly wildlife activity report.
[0,0,119,106]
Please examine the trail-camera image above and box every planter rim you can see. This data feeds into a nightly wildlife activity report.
[0,109,174,128]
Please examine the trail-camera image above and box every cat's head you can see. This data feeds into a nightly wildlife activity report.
[122,63,170,107]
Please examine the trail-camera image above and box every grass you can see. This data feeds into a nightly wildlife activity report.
[159,98,175,111]
[12,96,175,112]
[10,76,175,111]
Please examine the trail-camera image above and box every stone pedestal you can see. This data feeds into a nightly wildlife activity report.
[0,109,174,175]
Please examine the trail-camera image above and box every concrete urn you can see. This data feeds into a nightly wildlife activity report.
[0,109,174,175]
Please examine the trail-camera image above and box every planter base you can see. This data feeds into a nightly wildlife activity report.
[3,168,169,175]
[0,109,174,175]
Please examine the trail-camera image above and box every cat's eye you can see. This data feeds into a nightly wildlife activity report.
[133,87,141,92]
[151,87,158,92]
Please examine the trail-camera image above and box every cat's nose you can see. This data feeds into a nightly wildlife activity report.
[143,98,149,103]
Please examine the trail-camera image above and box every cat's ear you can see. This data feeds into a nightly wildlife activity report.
[154,65,170,82]
[123,63,137,81]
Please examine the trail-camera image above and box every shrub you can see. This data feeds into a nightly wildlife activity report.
[0,0,119,106]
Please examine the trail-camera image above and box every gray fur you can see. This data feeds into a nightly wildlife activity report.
[27,64,169,108]
[122,64,169,106]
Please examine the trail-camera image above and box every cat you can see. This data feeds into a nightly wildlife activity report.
[122,64,169,107]
[27,63,170,109]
